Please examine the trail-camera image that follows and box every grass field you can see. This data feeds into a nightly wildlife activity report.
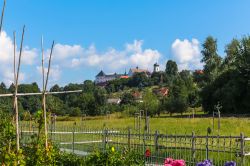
[21,112,250,136]
[20,113,250,165]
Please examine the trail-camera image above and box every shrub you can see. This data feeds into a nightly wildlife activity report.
[85,147,144,166]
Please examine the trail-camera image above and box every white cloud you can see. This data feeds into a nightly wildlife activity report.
[2,70,25,86]
[62,40,161,72]
[1,30,189,86]
[36,65,61,84]
[0,31,13,64]
[126,40,143,53]
[22,47,39,65]
[0,31,37,86]
[52,43,83,61]
[171,38,203,71]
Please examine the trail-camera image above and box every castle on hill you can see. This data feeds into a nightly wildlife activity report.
[95,63,160,85]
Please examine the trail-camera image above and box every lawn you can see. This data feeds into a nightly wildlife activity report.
[21,113,250,136]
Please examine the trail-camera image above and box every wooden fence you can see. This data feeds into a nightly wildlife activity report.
[20,125,250,166]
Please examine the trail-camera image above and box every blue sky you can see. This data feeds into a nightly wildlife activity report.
[1,0,250,87]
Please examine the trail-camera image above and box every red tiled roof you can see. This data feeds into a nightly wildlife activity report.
[159,88,169,96]
[132,91,142,98]
[120,75,129,79]
[195,70,204,74]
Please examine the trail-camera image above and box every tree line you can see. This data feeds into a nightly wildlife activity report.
[0,36,249,117]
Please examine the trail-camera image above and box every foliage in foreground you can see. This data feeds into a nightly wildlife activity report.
[85,147,144,166]
[0,111,25,165]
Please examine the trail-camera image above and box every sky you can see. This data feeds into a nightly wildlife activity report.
[1,0,250,87]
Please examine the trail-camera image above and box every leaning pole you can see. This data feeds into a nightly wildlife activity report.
[0,0,6,33]
[14,26,25,151]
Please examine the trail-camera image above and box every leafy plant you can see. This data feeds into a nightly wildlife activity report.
[0,111,26,166]
[85,147,144,166]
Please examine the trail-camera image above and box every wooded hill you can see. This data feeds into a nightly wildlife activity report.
[0,36,249,117]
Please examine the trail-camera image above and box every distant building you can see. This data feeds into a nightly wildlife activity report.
[95,70,128,85]
[153,87,169,97]
[132,91,143,103]
[128,66,151,77]
[153,63,160,73]
[195,70,204,74]
[107,98,121,105]
[95,63,160,85]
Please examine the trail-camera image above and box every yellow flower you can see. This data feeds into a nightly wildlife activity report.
[111,147,115,152]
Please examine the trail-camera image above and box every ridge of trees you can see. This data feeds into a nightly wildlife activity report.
[0,36,249,116]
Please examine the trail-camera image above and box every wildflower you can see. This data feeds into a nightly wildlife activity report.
[145,149,151,158]
[111,147,115,152]
[164,158,185,166]
[172,160,185,166]
[196,159,212,166]
[164,158,174,165]
[224,161,236,166]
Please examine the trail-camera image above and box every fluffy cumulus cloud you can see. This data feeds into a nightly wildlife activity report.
[71,40,161,71]
[0,31,38,86]
[52,44,83,62]
[36,65,61,83]
[51,40,161,72]
[3,29,213,87]
[171,38,203,71]
[0,30,162,86]
[0,30,205,87]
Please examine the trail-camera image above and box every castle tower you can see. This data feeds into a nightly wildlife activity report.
[153,63,160,72]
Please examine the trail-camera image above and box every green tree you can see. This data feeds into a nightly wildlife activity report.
[18,83,41,113]
[140,90,159,116]
[129,72,150,88]
[163,77,188,115]
[201,36,222,83]
[151,72,165,86]
[49,84,62,92]
[120,92,135,105]
[46,95,65,115]
[83,80,95,93]
[165,60,178,86]
[201,36,250,114]
[165,60,178,76]
[223,38,240,70]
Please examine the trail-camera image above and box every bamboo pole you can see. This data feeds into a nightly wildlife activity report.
[0,0,6,33]
[41,36,47,148]
[42,40,54,149]
[12,31,16,123]
[0,90,83,97]
[14,25,25,152]
[13,31,16,88]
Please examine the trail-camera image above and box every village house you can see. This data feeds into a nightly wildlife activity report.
[153,87,169,97]
[95,63,161,85]
[107,98,121,105]
[95,70,127,85]
[128,66,151,77]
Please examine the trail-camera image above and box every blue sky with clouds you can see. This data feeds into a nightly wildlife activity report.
[1,0,250,87]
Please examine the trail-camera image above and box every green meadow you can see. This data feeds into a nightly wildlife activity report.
[21,113,250,136]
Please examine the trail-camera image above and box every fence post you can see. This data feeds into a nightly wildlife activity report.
[154,130,159,152]
[72,122,76,153]
[192,131,196,162]
[154,130,159,163]
[206,131,209,160]
[240,133,245,166]
[128,128,131,151]
[103,128,108,152]
[20,124,22,140]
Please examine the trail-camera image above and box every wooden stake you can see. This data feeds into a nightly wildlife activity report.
[42,40,54,149]
[13,31,16,86]
[14,25,25,152]
[0,90,83,97]
[0,0,6,33]
[12,31,16,124]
